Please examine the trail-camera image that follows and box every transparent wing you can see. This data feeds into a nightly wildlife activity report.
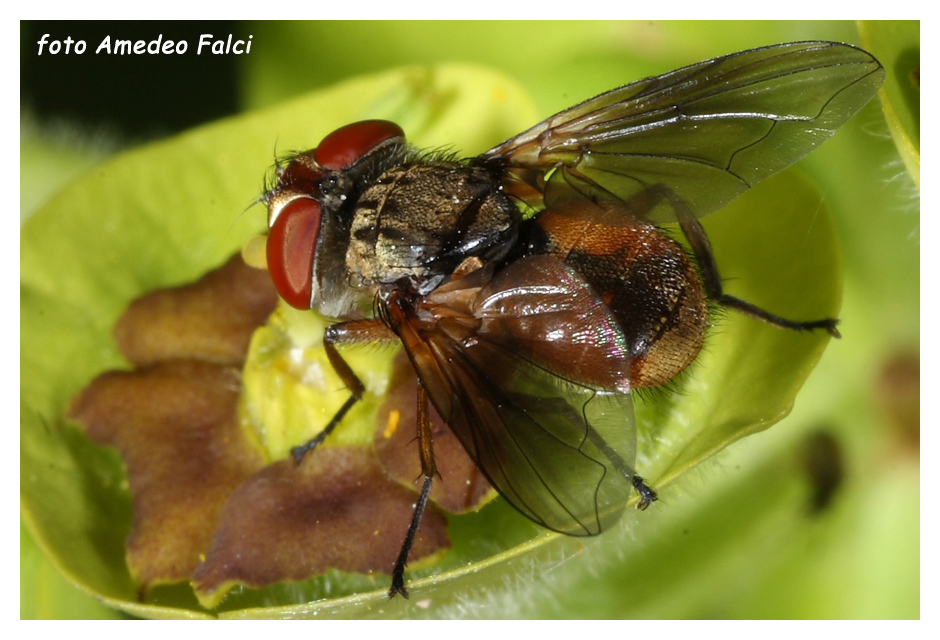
[390,256,637,536]
[480,41,885,222]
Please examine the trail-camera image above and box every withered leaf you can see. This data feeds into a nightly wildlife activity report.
[192,446,450,607]
[69,252,459,607]
[114,253,278,367]
[67,360,266,589]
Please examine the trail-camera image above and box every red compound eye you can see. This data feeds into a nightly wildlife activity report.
[266,197,322,309]
[314,120,405,170]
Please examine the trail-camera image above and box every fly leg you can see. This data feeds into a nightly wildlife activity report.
[679,218,841,338]
[632,476,658,510]
[389,383,437,598]
[290,318,398,464]
[563,176,842,338]
[582,416,659,512]
[289,312,435,599]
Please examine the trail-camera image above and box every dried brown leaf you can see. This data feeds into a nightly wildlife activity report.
[192,446,450,607]
[114,254,278,367]
[67,360,266,588]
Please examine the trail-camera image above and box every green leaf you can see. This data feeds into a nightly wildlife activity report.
[20,520,127,620]
[647,171,840,487]
[24,46,899,619]
[21,64,537,619]
[21,63,840,618]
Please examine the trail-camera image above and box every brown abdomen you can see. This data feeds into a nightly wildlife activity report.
[535,208,707,389]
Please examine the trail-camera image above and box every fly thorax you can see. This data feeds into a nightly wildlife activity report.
[345,161,520,292]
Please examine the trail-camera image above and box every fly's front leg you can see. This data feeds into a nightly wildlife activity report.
[680,218,841,339]
[290,318,398,464]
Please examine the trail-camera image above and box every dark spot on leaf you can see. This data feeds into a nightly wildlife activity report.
[800,430,843,514]
[876,351,920,456]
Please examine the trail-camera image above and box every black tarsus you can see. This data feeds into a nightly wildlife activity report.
[633,475,658,511]
[389,383,439,598]
[289,393,359,463]
[679,218,841,339]
[289,325,368,464]
[389,475,434,599]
